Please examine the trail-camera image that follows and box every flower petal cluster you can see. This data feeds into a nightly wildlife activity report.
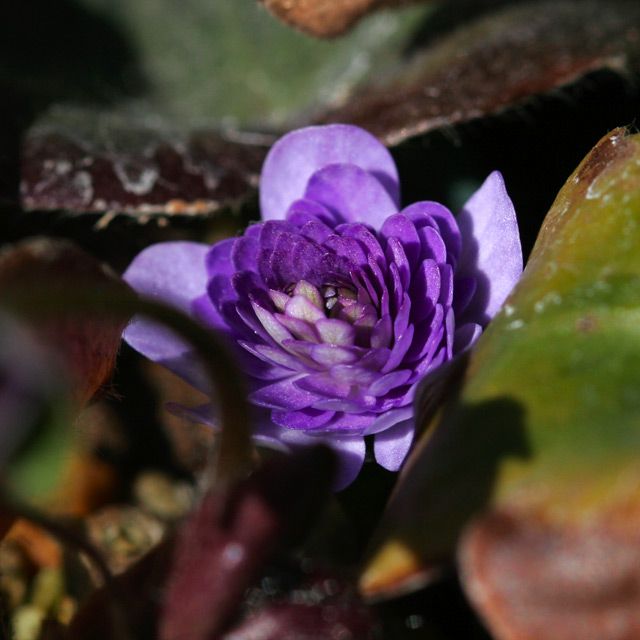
[123,125,522,488]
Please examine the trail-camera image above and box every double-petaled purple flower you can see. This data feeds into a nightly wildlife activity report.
[123,125,522,489]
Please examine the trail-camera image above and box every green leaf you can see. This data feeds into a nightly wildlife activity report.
[75,0,430,125]
[361,128,640,613]
[0,313,74,504]
[6,394,74,504]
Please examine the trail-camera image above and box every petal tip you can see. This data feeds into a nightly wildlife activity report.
[260,124,400,222]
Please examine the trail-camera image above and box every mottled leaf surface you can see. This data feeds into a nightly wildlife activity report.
[20,109,268,216]
[0,237,130,405]
[320,0,640,145]
[361,128,640,640]
[159,447,336,640]
[71,1,427,124]
[224,572,378,640]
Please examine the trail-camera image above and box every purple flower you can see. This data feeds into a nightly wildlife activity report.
[123,125,522,489]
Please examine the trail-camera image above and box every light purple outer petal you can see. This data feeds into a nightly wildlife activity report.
[254,419,365,491]
[260,124,400,221]
[305,164,398,229]
[374,419,414,471]
[457,171,523,323]
[123,242,210,391]
[365,406,413,436]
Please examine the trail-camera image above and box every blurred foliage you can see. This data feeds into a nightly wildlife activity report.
[2,0,430,127]
[2,1,640,639]
[362,129,640,636]
[0,315,73,505]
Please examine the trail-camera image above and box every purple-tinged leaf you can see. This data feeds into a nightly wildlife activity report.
[319,1,640,146]
[0,237,130,406]
[223,570,379,639]
[21,109,268,218]
[159,446,336,640]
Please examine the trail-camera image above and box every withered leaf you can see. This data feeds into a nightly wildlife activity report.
[319,0,640,145]
[159,446,336,640]
[20,108,269,219]
[460,512,640,640]
[223,592,380,640]
[361,128,640,638]
[67,448,336,640]
[0,237,130,406]
[259,0,422,38]
[65,539,175,640]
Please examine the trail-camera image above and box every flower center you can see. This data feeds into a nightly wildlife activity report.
[271,278,378,348]
[321,285,358,316]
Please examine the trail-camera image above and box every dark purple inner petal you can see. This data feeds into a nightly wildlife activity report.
[336,223,385,265]
[287,197,339,226]
[299,219,335,244]
[438,263,454,307]
[205,237,235,278]
[454,322,482,353]
[381,213,421,269]
[406,304,444,363]
[231,235,261,273]
[323,235,368,267]
[386,237,410,292]
[318,412,377,434]
[411,259,441,311]
[304,163,398,228]
[208,274,237,308]
[387,262,404,314]
[197,184,470,445]
[368,369,412,397]
[403,201,461,265]
[250,376,321,410]
[272,408,336,430]
[371,314,392,349]
[417,225,447,265]
[453,275,477,317]
[382,324,415,373]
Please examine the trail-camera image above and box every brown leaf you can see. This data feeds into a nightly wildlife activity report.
[227,565,381,639]
[224,596,379,640]
[85,506,166,578]
[49,452,121,518]
[460,510,640,640]
[20,108,269,219]
[65,448,336,640]
[159,446,336,640]
[318,0,640,145]
[0,237,130,405]
[64,538,175,640]
[259,0,422,38]
[362,128,640,634]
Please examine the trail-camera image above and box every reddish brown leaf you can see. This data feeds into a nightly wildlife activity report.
[20,109,269,218]
[0,237,130,405]
[3,521,62,569]
[64,538,175,640]
[460,510,640,640]
[226,592,377,640]
[65,448,336,640]
[159,446,336,640]
[227,567,380,639]
[318,0,640,145]
[259,0,422,38]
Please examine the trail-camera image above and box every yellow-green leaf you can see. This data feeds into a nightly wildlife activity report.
[361,128,640,633]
